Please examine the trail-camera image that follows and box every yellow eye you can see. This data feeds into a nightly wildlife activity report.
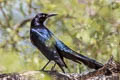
[43,15,45,17]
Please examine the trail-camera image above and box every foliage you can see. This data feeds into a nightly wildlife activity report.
[0,0,120,78]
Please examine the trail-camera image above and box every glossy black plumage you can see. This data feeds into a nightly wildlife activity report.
[30,13,103,72]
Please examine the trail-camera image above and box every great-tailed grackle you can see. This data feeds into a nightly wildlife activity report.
[30,13,103,73]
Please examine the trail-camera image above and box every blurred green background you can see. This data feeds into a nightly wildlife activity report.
[0,0,120,79]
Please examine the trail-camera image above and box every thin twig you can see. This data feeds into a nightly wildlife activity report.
[0,4,10,27]
[13,17,32,30]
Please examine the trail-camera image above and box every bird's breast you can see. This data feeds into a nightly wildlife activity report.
[30,28,56,60]
[30,28,52,48]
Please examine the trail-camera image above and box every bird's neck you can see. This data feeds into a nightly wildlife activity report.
[31,18,45,28]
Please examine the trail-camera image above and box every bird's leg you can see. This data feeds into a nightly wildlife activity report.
[57,63,65,73]
[41,60,51,71]
[67,67,70,73]
[51,63,56,71]
[60,66,65,73]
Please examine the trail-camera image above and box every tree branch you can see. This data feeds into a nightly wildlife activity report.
[13,17,32,30]
[0,57,120,80]
[0,4,10,27]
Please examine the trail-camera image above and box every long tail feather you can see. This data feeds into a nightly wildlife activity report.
[63,51,103,69]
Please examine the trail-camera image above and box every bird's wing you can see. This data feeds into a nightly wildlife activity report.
[31,28,67,67]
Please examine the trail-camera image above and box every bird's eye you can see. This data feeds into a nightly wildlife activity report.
[42,15,45,17]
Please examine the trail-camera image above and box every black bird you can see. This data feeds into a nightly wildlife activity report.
[30,13,103,73]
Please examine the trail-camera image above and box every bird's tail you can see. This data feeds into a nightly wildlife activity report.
[62,51,103,70]
[55,40,103,70]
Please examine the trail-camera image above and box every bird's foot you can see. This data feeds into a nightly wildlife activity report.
[51,67,57,72]
[51,67,54,71]
[39,68,45,72]
[51,69,57,72]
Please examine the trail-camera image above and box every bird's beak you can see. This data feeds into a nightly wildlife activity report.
[47,13,57,17]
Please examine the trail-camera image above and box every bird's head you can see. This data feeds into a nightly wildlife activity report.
[34,13,57,24]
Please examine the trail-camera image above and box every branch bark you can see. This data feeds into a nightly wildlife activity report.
[0,57,120,80]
